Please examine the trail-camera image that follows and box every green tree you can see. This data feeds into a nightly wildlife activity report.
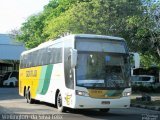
[16,14,46,48]
[16,0,78,48]
[16,0,159,67]
[44,0,143,39]
[127,0,160,67]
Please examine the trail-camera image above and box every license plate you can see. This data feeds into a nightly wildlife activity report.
[101,101,110,104]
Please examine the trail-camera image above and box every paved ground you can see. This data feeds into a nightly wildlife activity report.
[0,88,160,120]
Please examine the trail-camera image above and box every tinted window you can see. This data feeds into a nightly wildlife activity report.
[48,43,62,64]
[32,51,38,66]
[76,38,126,53]
[10,72,18,79]
[2,72,11,80]
[20,42,63,68]
[141,77,150,81]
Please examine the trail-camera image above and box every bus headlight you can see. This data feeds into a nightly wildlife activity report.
[76,90,89,97]
[123,92,131,97]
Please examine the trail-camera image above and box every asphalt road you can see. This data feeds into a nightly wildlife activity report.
[0,88,160,120]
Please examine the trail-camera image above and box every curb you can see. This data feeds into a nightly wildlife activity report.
[131,104,160,111]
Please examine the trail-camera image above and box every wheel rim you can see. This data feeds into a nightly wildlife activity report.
[57,93,62,108]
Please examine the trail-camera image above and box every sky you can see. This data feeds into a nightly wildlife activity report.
[0,0,50,34]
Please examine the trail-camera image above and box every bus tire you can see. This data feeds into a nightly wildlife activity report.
[56,92,66,112]
[26,89,34,104]
[24,87,27,98]
[99,108,110,113]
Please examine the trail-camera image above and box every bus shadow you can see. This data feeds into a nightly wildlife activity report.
[36,102,122,116]
[66,109,135,120]
[67,109,121,116]
[33,102,135,120]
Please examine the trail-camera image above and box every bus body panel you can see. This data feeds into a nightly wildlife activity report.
[19,66,42,98]
[62,87,131,108]
[74,96,130,109]
[35,63,65,104]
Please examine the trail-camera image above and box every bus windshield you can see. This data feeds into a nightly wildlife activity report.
[76,52,130,89]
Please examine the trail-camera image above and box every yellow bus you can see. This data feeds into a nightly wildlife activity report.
[19,34,131,112]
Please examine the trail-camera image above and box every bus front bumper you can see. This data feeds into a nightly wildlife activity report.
[73,95,130,109]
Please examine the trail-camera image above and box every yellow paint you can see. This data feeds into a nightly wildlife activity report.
[19,66,42,99]
[88,89,122,99]
[65,95,72,105]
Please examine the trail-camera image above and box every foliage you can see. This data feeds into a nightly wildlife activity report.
[16,0,78,48]
[132,85,160,93]
[140,53,160,68]
[133,0,160,67]
[15,0,160,67]
[44,0,144,39]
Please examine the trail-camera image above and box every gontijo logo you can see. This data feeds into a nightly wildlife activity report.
[26,70,37,77]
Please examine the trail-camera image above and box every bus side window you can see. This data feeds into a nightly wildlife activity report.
[47,47,52,64]
[45,48,49,65]
[55,48,62,63]
[38,50,42,66]
[29,52,33,67]
[45,48,48,65]
[49,44,62,64]
[39,49,45,66]
[32,51,37,67]
[51,47,56,64]
[41,48,46,65]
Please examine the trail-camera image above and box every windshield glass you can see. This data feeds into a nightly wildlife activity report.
[76,52,130,89]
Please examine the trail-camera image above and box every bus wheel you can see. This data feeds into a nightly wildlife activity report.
[24,90,27,99]
[24,87,27,99]
[56,92,66,112]
[26,89,34,104]
[99,108,110,113]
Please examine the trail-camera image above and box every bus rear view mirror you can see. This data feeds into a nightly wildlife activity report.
[70,49,77,68]
[129,52,140,68]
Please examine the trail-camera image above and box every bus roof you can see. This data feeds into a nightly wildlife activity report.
[73,34,124,41]
[21,34,125,56]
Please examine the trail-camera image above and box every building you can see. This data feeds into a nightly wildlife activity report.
[0,34,26,75]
